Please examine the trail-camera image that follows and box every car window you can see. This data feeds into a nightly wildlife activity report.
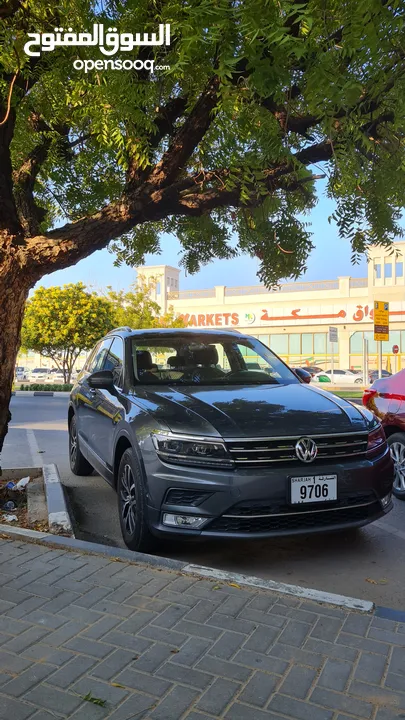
[104,337,124,388]
[87,339,113,374]
[131,335,298,386]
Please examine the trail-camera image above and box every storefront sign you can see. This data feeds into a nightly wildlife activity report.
[179,302,405,328]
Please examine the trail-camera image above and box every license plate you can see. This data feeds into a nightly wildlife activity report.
[290,475,337,504]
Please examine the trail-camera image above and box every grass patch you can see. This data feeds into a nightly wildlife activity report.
[333,390,363,398]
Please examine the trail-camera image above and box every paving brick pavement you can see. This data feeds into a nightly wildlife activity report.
[0,536,404,719]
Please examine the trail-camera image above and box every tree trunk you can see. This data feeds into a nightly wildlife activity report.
[0,248,31,463]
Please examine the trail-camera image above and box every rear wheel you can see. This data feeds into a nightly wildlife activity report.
[69,415,93,476]
[387,432,405,500]
[117,448,157,552]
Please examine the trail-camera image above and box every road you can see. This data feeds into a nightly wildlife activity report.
[2,395,405,609]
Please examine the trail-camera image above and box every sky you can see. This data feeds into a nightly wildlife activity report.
[38,183,368,293]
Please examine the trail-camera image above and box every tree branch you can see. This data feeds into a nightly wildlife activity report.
[145,76,220,190]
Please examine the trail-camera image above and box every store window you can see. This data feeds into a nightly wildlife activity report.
[314,333,327,354]
[396,262,403,278]
[257,334,270,348]
[302,334,313,355]
[350,332,363,353]
[385,263,392,279]
[289,334,301,355]
[271,334,288,355]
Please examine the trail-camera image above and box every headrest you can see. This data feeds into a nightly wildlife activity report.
[167,355,186,368]
[192,345,219,366]
[136,350,153,371]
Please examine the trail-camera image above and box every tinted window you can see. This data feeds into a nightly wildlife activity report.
[104,337,124,387]
[131,334,298,386]
[87,339,112,374]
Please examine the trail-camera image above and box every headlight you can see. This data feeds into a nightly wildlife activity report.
[367,425,387,456]
[152,433,233,468]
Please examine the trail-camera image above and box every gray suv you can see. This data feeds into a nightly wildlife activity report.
[68,328,393,552]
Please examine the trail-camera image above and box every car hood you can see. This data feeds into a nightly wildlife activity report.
[134,383,370,438]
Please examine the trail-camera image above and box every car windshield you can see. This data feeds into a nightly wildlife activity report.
[131,335,299,386]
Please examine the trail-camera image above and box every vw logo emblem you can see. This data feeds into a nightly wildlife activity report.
[295,437,318,463]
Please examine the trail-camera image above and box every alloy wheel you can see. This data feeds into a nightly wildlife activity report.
[120,464,137,535]
[69,423,77,465]
[389,441,405,492]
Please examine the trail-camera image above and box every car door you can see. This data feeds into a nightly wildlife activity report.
[88,336,126,478]
[75,338,113,452]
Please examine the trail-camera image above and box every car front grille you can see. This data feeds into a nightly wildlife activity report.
[207,501,380,534]
[225,432,369,467]
[226,493,376,516]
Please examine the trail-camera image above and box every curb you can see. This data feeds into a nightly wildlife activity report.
[12,391,71,397]
[0,524,375,613]
[42,463,74,536]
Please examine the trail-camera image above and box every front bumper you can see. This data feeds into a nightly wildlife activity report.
[144,446,394,540]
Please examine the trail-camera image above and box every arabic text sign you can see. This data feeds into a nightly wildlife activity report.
[329,326,338,343]
[24,24,171,57]
[374,301,389,341]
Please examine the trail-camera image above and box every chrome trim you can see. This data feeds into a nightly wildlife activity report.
[222,500,377,518]
[228,440,367,453]
[231,450,367,463]
[225,431,369,443]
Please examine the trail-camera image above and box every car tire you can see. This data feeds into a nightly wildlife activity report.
[354,378,363,384]
[117,448,157,553]
[387,432,405,500]
[69,415,93,476]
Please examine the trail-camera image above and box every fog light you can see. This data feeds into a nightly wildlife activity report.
[162,513,208,529]
[381,492,392,508]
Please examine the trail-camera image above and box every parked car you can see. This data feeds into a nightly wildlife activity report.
[46,368,65,383]
[68,328,393,551]
[15,366,29,381]
[363,370,405,499]
[299,365,324,377]
[313,369,366,384]
[369,370,392,383]
[293,368,312,384]
[29,367,49,382]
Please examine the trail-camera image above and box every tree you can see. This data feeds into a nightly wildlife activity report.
[1,0,405,454]
[21,284,116,382]
[107,278,186,330]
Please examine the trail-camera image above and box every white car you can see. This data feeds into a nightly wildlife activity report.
[29,367,49,382]
[46,368,65,383]
[313,369,366,385]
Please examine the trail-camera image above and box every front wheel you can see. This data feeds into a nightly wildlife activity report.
[69,415,93,475]
[387,432,405,500]
[354,378,363,384]
[117,448,157,552]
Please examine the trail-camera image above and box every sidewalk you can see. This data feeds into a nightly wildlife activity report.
[0,536,404,720]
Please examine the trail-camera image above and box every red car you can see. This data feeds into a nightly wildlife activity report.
[363,370,405,500]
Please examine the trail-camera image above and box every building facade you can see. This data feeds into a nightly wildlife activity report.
[138,242,405,372]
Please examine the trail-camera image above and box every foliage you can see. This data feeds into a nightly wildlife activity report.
[19,384,73,391]
[1,0,405,288]
[20,284,116,382]
[106,278,187,329]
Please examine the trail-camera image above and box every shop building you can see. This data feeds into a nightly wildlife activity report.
[138,241,405,372]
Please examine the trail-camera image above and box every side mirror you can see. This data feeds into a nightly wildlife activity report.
[294,368,311,384]
[88,369,114,390]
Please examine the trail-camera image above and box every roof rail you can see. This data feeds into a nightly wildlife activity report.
[107,326,132,334]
